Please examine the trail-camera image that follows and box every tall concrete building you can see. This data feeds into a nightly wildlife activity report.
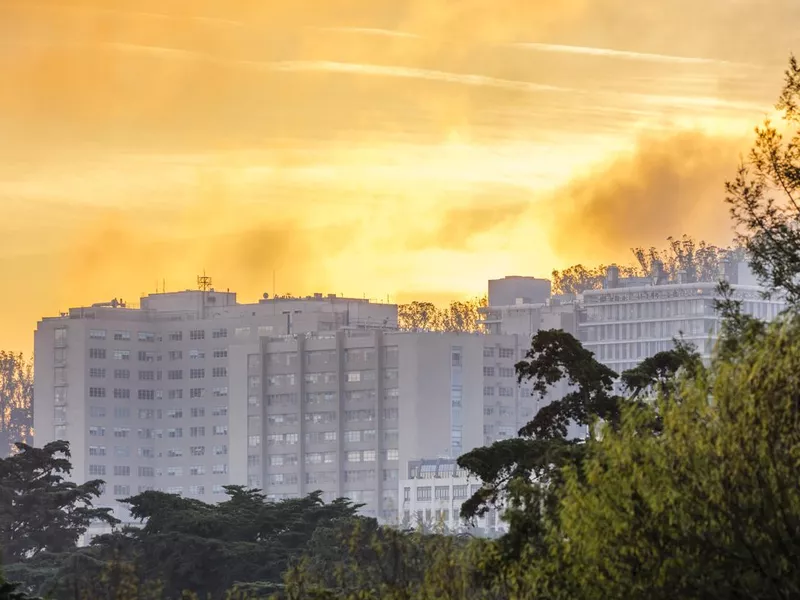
[579,263,786,373]
[35,286,540,531]
[230,330,535,521]
[34,288,396,530]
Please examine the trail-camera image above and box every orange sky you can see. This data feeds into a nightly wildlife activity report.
[2,0,797,354]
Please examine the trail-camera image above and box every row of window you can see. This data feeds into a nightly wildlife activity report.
[86,386,229,399]
[89,425,228,438]
[405,484,481,502]
[264,369,399,387]
[89,407,226,419]
[89,330,157,342]
[482,366,516,378]
[483,347,517,359]
[267,347,399,368]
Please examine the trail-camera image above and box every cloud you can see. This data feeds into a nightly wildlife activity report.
[510,42,742,66]
[547,130,750,262]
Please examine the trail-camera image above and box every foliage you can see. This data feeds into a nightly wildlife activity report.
[456,328,700,561]
[0,352,33,457]
[554,313,800,599]
[727,55,800,302]
[551,235,735,295]
[8,485,363,600]
[0,441,116,565]
[0,572,41,600]
[398,297,487,332]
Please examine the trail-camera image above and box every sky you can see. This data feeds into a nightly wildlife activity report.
[1,0,798,354]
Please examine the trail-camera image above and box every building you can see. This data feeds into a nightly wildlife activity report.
[34,288,397,533]
[231,330,538,522]
[579,263,786,373]
[488,276,551,307]
[480,296,577,337]
[399,458,506,535]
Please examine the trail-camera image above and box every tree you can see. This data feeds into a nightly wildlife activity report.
[0,353,33,457]
[550,264,610,295]
[727,55,800,302]
[553,312,800,600]
[457,329,701,561]
[0,441,116,564]
[398,297,487,333]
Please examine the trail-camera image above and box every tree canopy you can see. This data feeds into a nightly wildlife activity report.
[398,297,487,332]
[0,352,33,457]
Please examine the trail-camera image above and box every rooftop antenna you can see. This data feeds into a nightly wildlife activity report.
[198,271,213,292]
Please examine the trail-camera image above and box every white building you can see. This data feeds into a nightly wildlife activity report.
[399,458,506,536]
[579,263,786,374]
[34,286,544,533]
[34,288,396,533]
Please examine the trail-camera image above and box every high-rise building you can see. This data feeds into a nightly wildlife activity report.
[34,289,396,532]
[230,331,537,522]
[578,263,786,373]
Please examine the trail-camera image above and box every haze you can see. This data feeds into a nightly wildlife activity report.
[2,0,797,353]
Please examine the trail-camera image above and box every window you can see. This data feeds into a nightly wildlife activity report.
[499,348,515,358]
[166,409,183,418]
[213,445,228,455]
[435,486,449,500]
[346,451,362,463]
[212,464,228,474]
[212,386,228,397]
[113,331,131,341]
[307,391,337,404]
[417,487,432,501]
[384,368,398,382]
[383,469,399,481]
[453,485,468,499]
[138,390,155,400]
[89,465,106,476]
[113,350,130,361]
[114,369,130,379]
[169,331,183,341]
[89,406,106,418]
[344,430,361,443]
[258,325,273,336]
[235,327,251,338]
[248,435,261,447]
[89,446,106,456]
[213,425,228,436]
[362,450,376,462]
[382,408,399,420]
[385,449,399,461]
[138,466,155,477]
[139,370,155,380]
[190,465,206,476]
[168,389,183,400]
[499,367,514,378]
[167,448,182,457]
[499,387,514,397]
[138,331,156,342]
[248,376,261,389]
[191,407,205,418]
[305,452,323,465]
[213,348,228,359]
[190,426,205,437]
[211,406,227,417]
[89,348,106,359]
[113,427,130,438]
[404,487,410,501]
[190,388,205,399]
[190,446,205,456]
[212,328,228,339]
[484,386,495,397]
[113,388,130,399]
[114,407,130,419]
[247,454,261,467]
[138,351,156,362]
[189,349,205,360]
[267,413,297,425]
[346,371,361,383]
[166,486,183,495]
[190,369,205,379]
[323,451,336,463]
[212,367,227,378]
[54,327,67,346]
[483,366,495,377]
[167,428,183,438]
[89,387,106,398]
[169,350,183,360]
[89,329,107,340]
[188,485,205,495]
[345,409,375,422]
[137,428,153,439]
[304,411,336,424]
[89,426,105,437]
[89,367,106,378]
[167,466,183,477]
[483,347,495,358]
[114,465,131,476]
[189,329,205,340]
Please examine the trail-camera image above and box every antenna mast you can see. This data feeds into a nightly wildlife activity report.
[198,272,213,292]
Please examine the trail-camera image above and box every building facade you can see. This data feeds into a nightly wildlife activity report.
[399,458,506,535]
[34,290,397,531]
[579,266,786,374]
